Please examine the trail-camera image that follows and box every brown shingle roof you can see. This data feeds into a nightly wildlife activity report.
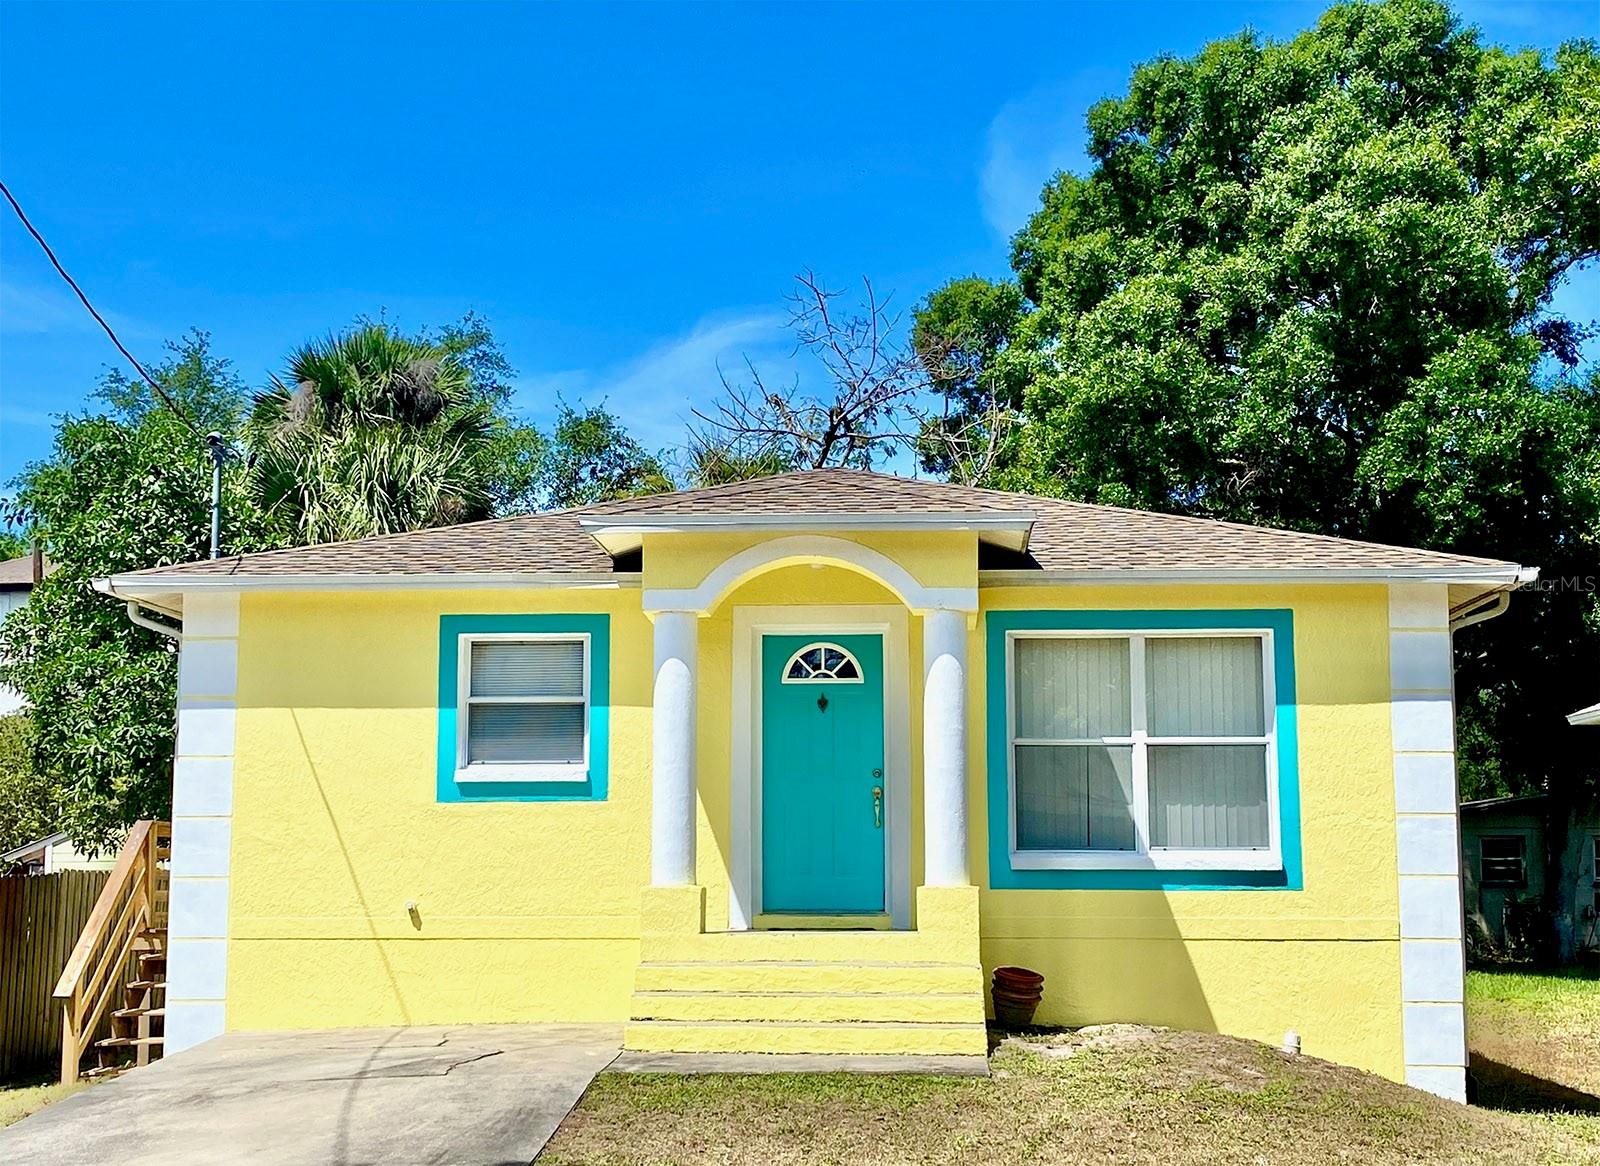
[116,468,1520,579]
[0,553,38,589]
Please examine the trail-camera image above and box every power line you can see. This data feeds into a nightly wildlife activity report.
[0,178,203,439]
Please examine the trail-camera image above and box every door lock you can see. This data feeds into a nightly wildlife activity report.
[872,786,883,829]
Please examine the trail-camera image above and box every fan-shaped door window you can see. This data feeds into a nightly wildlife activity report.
[782,642,864,683]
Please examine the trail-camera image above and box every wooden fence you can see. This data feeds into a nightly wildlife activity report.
[0,870,112,1081]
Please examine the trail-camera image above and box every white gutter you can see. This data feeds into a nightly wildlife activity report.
[980,565,1538,587]
[1570,703,1600,727]
[98,570,642,596]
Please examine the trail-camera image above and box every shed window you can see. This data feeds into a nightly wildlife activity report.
[458,636,589,779]
[1479,835,1526,888]
[1007,631,1276,870]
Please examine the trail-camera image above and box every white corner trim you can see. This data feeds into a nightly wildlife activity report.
[729,605,912,930]
[1389,583,1467,1102]
[166,590,239,1056]
[644,535,977,615]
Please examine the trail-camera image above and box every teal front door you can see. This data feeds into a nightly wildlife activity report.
[761,633,886,915]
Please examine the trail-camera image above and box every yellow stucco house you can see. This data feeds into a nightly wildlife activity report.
[98,469,1536,1101]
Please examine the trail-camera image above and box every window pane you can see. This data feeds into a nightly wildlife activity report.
[1015,744,1135,851]
[1479,836,1526,887]
[471,640,585,698]
[1014,638,1131,739]
[467,703,585,764]
[1146,637,1264,737]
[1148,745,1269,848]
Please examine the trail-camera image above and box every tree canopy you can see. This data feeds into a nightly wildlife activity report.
[0,319,667,847]
[244,324,504,542]
[0,334,282,850]
[916,0,1600,789]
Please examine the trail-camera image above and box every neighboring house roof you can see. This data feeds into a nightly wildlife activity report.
[0,830,69,865]
[102,469,1530,590]
[0,553,37,591]
[1461,794,1549,813]
[1571,703,1600,727]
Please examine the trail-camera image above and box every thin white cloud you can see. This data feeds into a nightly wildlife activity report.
[0,277,154,340]
[516,309,797,450]
[0,279,92,335]
[979,72,1121,239]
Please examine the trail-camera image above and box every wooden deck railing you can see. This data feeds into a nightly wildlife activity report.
[53,820,170,1083]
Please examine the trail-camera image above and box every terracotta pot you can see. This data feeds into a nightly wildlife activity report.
[991,966,1045,1030]
[993,966,1045,991]
[992,993,1040,1029]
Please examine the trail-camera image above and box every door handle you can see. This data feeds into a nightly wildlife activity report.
[872,786,883,829]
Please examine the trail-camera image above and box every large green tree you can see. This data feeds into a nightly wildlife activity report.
[540,403,674,509]
[0,334,282,850]
[917,0,1600,953]
[245,324,505,542]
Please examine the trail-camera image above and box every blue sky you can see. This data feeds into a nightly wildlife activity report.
[1,0,1595,485]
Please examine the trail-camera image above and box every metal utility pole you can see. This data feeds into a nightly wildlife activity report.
[206,431,226,559]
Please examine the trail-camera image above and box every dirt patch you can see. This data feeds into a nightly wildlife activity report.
[544,1025,1600,1166]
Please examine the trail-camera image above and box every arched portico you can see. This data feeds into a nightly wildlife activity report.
[640,533,976,929]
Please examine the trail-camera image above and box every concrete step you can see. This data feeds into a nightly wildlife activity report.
[631,989,983,1025]
[624,1019,988,1057]
[634,959,982,995]
[641,929,969,964]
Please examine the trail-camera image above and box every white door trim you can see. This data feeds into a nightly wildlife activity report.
[731,604,912,930]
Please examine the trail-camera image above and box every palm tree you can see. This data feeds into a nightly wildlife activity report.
[245,325,498,543]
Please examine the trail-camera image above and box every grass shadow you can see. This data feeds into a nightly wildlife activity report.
[1469,1052,1600,1114]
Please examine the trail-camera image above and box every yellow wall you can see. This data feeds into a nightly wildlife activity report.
[976,584,1402,1080]
[224,543,1403,1079]
[229,586,653,1029]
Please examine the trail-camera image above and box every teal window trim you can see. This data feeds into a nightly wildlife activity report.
[437,614,610,803]
[985,609,1302,891]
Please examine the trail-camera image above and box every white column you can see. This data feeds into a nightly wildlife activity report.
[923,608,970,887]
[651,610,698,887]
[166,591,239,1055]
[1390,583,1467,1102]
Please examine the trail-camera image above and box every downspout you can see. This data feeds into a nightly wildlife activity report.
[1448,591,1509,632]
[125,600,181,640]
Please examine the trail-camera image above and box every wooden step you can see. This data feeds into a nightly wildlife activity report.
[112,1006,166,1020]
[137,950,167,964]
[95,1035,164,1050]
[125,980,166,992]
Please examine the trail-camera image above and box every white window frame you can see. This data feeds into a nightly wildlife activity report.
[454,631,591,785]
[780,641,866,685]
[1478,834,1527,888]
[1005,627,1281,872]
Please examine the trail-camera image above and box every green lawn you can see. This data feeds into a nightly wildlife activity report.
[0,1076,84,1129]
[544,1025,1600,1165]
[1467,966,1600,1125]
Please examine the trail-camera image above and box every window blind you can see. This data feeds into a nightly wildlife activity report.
[470,640,585,699]
[467,703,585,764]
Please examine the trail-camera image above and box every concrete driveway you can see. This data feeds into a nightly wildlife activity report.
[0,1023,621,1166]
